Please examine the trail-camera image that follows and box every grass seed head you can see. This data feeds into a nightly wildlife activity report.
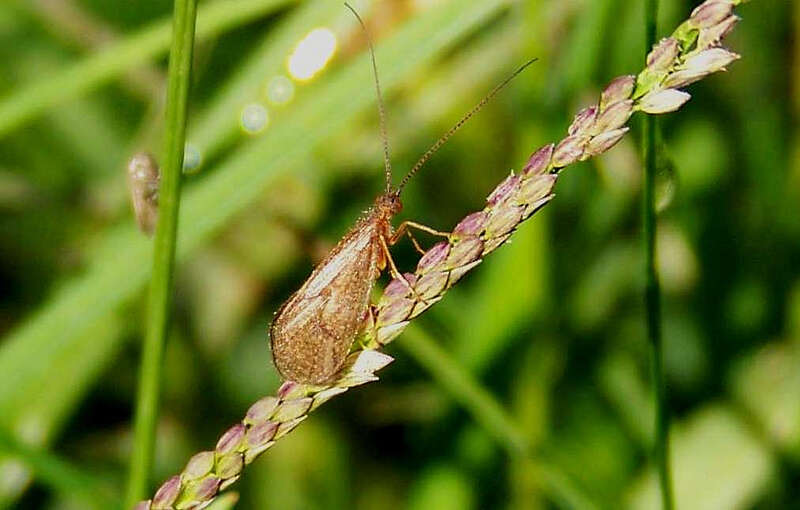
[137,0,748,505]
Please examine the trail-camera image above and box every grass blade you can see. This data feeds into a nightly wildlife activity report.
[0,0,296,138]
[0,430,113,510]
[400,326,600,510]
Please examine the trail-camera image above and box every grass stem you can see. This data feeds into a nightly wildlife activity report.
[642,0,673,508]
[123,0,198,506]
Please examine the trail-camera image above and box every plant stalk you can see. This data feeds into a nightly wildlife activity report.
[643,0,673,508]
[124,0,198,506]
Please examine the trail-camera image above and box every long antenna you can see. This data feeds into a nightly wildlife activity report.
[344,2,393,194]
[396,57,538,193]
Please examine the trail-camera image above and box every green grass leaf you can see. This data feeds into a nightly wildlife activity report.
[0,0,297,138]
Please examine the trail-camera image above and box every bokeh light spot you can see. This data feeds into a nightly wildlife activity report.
[287,28,337,81]
[183,143,202,173]
[266,75,295,105]
[241,102,269,134]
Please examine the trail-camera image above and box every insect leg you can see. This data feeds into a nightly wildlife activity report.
[378,234,430,305]
[390,220,451,245]
[404,229,426,255]
[388,222,424,253]
[390,220,450,255]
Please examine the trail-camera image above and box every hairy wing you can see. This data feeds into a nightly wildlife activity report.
[270,221,380,384]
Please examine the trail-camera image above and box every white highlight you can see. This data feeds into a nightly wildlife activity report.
[287,28,337,81]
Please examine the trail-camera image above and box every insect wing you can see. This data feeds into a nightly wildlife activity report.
[270,220,380,384]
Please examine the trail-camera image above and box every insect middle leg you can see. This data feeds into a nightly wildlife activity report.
[390,220,450,244]
[402,229,426,255]
[378,234,430,305]
[389,220,450,255]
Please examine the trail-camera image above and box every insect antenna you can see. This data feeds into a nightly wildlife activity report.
[344,3,393,194]
[396,57,538,194]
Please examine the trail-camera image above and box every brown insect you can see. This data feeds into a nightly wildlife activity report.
[270,5,536,384]
[127,152,160,236]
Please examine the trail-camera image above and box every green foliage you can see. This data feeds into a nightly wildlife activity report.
[0,0,795,509]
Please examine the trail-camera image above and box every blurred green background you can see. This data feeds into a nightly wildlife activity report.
[0,0,797,508]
